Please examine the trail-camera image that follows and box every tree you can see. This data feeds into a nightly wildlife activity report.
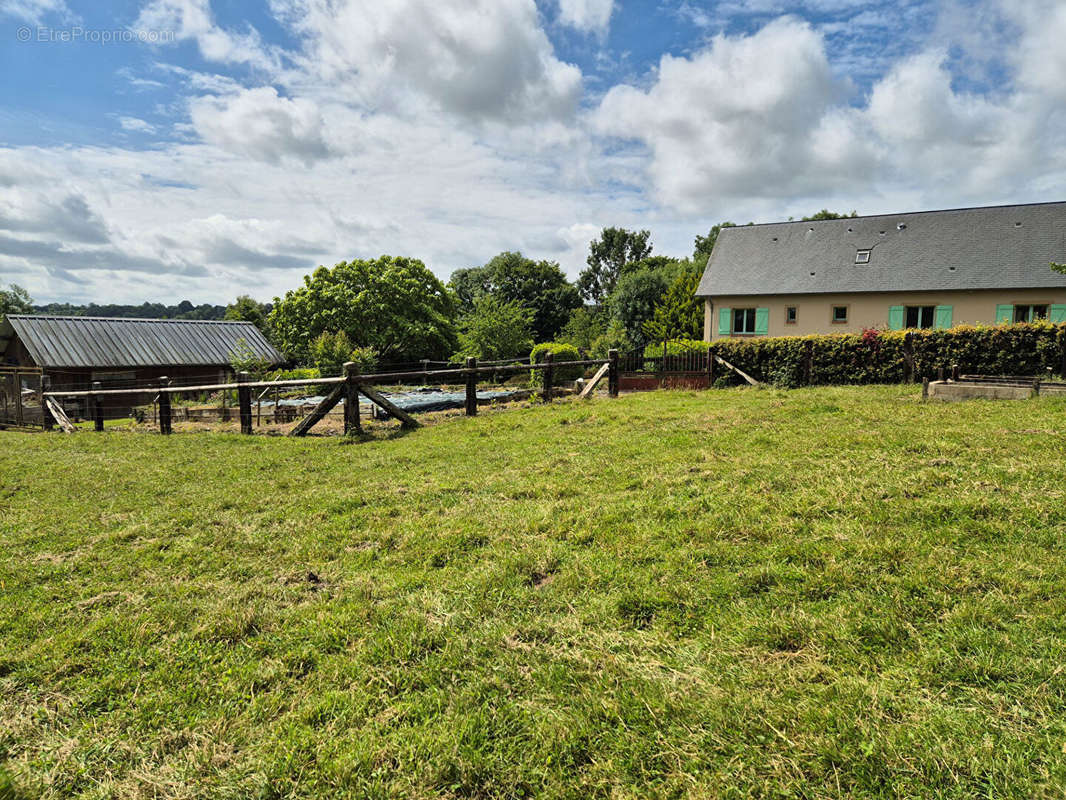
[454,296,534,361]
[270,256,458,363]
[308,331,378,374]
[558,306,608,352]
[0,284,33,317]
[801,209,858,221]
[225,295,273,338]
[609,268,670,347]
[448,252,581,343]
[577,227,653,304]
[644,270,703,342]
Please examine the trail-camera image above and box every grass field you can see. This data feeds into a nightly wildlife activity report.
[3,385,1066,798]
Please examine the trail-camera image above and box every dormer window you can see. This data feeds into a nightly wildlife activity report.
[855,249,871,264]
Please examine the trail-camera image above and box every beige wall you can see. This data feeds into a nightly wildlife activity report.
[703,288,1066,341]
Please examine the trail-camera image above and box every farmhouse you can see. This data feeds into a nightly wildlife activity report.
[0,315,284,420]
[698,201,1066,340]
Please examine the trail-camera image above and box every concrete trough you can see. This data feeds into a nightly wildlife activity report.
[927,381,1034,401]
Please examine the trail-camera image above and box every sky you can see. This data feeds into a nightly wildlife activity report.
[0,0,1065,306]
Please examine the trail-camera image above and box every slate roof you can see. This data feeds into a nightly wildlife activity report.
[696,201,1066,297]
[0,315,284,368]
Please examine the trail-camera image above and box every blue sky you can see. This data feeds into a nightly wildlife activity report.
[0,0,1064,304]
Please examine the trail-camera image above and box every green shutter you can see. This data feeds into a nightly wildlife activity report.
[1049,304,1066,324]
[717,307,731,336]
[995,304,1014,325]
[754,307,769,335]
[934,305,953,330]
[887,305,904,331]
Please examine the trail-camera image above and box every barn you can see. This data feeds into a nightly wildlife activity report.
[0,315,284,423]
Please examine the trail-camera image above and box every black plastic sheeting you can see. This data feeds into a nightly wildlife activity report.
[267,387,521,415]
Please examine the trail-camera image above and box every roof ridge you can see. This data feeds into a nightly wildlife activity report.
[9,314,250,323]
[720,200,1066,230]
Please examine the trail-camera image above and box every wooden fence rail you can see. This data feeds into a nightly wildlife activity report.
[41,352,620,436]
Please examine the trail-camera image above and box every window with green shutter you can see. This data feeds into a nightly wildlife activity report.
[995,304,1014,325]
[888,305,904,330]
[1050,305,1066,323]
[934,305,953,330]
[754,307,769,335]
[717,307,731,336]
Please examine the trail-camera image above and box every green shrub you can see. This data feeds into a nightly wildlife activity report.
[531,342,583,383]
[706,322,1066,386]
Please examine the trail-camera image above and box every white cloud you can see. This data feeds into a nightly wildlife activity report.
[273,0,582,123]
[189,87,334,164]
[556,0,614,34]
[0,0,68,23]
[133,0,280,71]
[119,116,157,134]
[594,18,855,209]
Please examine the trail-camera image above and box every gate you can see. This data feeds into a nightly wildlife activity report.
[0,367,44,428]
[618,345,713,391]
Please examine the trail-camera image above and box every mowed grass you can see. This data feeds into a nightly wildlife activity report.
[3,385,1066,798]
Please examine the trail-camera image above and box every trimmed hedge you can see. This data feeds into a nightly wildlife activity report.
[643,322,1066,388]
[531,342,584,383]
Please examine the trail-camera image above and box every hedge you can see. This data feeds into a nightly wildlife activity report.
[643,322,1066,388]
[531,342,584,383]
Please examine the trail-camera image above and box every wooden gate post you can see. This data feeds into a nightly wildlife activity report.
[343,361,361,435]
[158,377,172,435]
[41,375,54,431]
[903,332,915,383]
[465,357,478,416]
[608,349,619,397]
[91,381,104,431]
[951,363,960,382]
[542,351,554,403]
[237,371,252,435]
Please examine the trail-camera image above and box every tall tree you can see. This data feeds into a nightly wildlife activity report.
[448,252,581,343]
[577,227,653,304]
[802,209,858,221]
[454,296,534,361]
[644,270,703,342]
[270,256,458,363]
[224,295,273,337]
[0,284,33,317]
[609,268,670,347]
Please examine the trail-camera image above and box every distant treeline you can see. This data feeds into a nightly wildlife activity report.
[32,301,227,320]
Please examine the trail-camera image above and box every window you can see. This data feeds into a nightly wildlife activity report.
[831,306,848,324]
[786,306,797,324]
[733,308,757,334]
[905,305,936,329]
[1013,304,1048,323]
[855,249,871,263]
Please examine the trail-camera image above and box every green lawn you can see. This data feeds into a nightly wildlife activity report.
[3,386,1066,798]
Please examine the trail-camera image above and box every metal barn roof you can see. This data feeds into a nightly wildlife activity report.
[696,201,1066,297]
[1,315,284,368]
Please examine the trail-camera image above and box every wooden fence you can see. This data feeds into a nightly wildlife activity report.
[40,352,620,436]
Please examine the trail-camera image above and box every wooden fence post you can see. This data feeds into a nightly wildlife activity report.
[1060,333,1066,380]
[608,349,619,397]
[937,366,944,382]
[158,377,172,435]
[237,371,252,435]
[14,373,23,427]
[951,363,960,382]
[41,375,54,431]
[706,347,714,388]
[465,357,478,416]
[92,381,104,431]
[903,332,914,383]
[343,361,361,435]
[542,351,554,403]
[922,377,929,400]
